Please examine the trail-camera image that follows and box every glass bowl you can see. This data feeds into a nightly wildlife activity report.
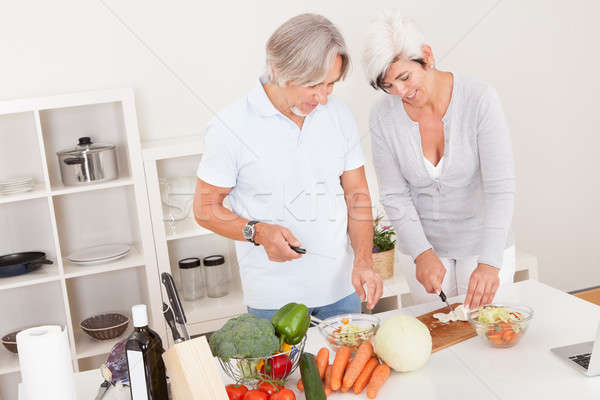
[468,303,533,348]
[318,313,380,353]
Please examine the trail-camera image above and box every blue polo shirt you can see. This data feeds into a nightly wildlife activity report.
[197,77,365,309]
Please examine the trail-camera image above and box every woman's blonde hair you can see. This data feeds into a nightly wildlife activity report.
[362,10,426,91]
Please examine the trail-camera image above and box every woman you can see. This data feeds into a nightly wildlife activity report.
[363,11,515,309]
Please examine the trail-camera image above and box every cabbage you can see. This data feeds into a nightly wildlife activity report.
[374,314,432,372]
[478,307,511,323]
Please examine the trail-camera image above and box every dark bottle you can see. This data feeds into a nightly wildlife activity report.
[126,304,169,400]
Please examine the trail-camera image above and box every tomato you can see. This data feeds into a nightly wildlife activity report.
[225,384,248,400]
[242,389,268,400]
[270,388,296,400]
[257,380,283,396]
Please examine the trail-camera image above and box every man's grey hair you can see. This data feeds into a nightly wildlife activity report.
[266,13,350,87]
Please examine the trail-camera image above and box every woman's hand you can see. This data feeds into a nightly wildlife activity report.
[254,223,302,262]
[464,263,500,309]
[415,249,446,294]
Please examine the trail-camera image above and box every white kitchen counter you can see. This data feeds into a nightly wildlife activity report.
[20,280,600,399]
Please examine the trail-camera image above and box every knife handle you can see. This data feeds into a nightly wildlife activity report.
[162,302,183,343]
[161,272,187,325]
[439,290,447,303]
[289,245,306,254]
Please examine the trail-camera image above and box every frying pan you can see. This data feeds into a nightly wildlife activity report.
[0,252,53,278]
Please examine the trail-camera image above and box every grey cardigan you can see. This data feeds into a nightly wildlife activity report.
[370,74,515,269]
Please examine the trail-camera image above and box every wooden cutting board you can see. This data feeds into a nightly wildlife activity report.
[416,303,477,353]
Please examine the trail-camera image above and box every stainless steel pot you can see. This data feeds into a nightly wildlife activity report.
[57,137,118,186]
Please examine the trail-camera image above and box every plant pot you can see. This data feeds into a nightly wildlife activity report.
[372,249,394,279]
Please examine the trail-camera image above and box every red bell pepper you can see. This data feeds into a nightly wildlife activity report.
[260,354,292,379]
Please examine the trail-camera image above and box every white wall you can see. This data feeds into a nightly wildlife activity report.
[2,0,599,292]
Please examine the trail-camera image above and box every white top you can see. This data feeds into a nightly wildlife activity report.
[423,155,444,180]
[197,77,365,309]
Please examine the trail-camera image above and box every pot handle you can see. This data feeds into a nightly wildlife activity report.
[63,157,84,165]
[26,259,53,271]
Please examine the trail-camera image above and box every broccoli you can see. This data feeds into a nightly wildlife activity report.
[209,313,279,362]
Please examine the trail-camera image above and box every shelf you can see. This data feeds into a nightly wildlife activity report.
[63,246,145,279]
[0,265,60,291]
[165,217,213,241]
[50,176,134,197]
[142,135,203,161]
[182,278,246,323]
[0,351,19,375]
[381,273,410,299]
[74,327,132,360]
[0,183,48,205]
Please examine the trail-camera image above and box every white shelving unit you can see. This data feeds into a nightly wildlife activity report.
[142,135,244,342]
[0,89,165,400]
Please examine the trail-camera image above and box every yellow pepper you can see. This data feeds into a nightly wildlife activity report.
[281,342,292,353]
[256,360,264,372]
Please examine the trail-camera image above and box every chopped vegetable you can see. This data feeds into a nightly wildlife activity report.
[328,323,374,348]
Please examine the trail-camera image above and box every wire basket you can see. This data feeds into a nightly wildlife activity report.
[217,336,306,387]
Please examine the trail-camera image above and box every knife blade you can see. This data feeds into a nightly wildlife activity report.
[289,245,336,260]
[161,272,190,341]
[94,380,111,400]
[162,302,183,343]
[439,290,455,315]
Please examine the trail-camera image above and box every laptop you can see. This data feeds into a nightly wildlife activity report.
[551,321,600,376]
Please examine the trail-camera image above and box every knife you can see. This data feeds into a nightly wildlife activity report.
[289,244,336,260]
[162,302,183,343]
[439,290,455,314]
[161,272,190,341]
[94,380,111,400]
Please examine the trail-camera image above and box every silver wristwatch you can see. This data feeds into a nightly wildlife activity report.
[242,220,260,245]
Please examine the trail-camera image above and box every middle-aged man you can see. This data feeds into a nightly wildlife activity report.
[193,13,383,321]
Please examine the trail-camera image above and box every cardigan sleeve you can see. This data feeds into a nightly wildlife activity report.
[476,86,516,268]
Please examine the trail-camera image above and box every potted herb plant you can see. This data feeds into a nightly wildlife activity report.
[372,215,396,279]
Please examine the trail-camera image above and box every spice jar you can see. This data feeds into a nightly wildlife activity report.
[178,257,205,300]
[203,255,229,298]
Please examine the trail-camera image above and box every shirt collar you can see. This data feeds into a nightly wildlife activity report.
[247,74,326,118]
[247,75,283,117]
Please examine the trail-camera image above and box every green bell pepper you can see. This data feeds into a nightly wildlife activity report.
[271,302,310,345]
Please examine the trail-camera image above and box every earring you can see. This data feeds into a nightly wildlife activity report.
[430,63,435,69]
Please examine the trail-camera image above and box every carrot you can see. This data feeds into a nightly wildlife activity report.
[324,364,333,396]
[330,345,352,391]
[353,357,379,394]
[316,347,329,379]
[296,378,303,392]
[366,363,390,399]
[342,341,373,391]
[324,364,332,386]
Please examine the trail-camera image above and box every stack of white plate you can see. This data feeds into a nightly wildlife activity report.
[66,244,131,265]
[0,177,34,195]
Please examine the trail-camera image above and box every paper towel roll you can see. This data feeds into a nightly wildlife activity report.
[16,325,76,400]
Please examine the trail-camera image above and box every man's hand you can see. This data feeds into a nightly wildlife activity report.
[254,223,302,262]
[352,258,383,310]
[415,249,446,294]
[464,263,500,309]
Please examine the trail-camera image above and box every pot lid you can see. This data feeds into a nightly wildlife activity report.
[57,137,115,156]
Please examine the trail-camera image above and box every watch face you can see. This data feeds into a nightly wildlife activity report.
[243,224,254,240]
